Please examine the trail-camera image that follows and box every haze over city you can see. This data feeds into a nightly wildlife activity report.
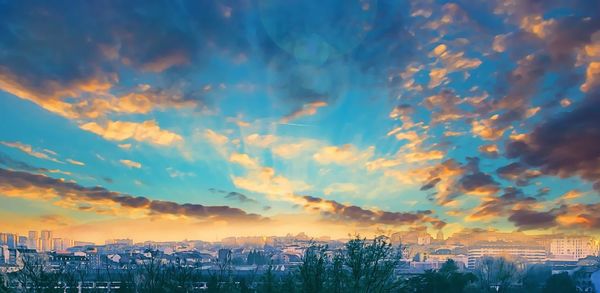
[0,0,600,291]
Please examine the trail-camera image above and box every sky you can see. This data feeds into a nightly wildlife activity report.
[0,0,599,243]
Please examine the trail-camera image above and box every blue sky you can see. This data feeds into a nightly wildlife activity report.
[0,0,599,242]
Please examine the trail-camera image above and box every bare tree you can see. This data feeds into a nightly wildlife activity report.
[474,257,519,292]
[344,235,401,293]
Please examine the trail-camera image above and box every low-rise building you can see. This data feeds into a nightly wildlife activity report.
[467,243,546,269]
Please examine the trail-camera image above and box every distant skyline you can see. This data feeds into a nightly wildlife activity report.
[1,0,600,243]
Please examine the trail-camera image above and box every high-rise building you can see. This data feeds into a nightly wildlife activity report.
[550,237,598,260]
[40,230,53,251]
[18,236,27,247]
[28,231,39,250]
[0,233,18,249]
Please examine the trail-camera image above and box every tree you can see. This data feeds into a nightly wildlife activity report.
[344,235,401,293]
[474,257,519,293]
[542,273,576,293]
[401,259,477,293]
[326,251,347,293]
[259,264,278,293]
[299,243,327,293]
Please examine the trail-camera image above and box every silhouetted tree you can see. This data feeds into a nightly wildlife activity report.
[401,259,476,293]
[299,243,327,293]
[542,273,576,293]
[326,251,347,293]
[345,235,401,292]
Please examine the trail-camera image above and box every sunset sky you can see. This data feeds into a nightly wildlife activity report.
[1,0,599,243]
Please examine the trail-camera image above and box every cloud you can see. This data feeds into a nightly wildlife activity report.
[120,159,141,169]
[508,208,561,230]
[0,0,263,119]
[427,44,481,89]
[203,129,229,146]
[0,168,262,221]
[73,87,200,119]
[423,90,466,123]
[224,192,258,204]
[467,187,536,221]
[66,159,85,166]
[0,141,62,163]
[496,162,541,186]
[298,195,446,229]
[229,153,259,169]
[323,183,359,196]
[232,167,310,202]
[478,144,499,158]
[245,134,278,148]
[506,93,600,190]
[166,167,195,178]
[0,152,49,173]
[458,157,500,196]
[313,144,374,165]
[281,101,328,123]
[80,120,183,146]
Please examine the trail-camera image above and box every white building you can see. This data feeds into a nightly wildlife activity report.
[550,237,598,260]
[467,244,547,269]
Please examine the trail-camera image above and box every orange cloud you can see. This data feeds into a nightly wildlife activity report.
[80,120,183,146]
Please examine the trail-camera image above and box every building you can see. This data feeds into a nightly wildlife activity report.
[105,239,134,246]
[40,230,53,251]
[391,231,432,245]
[550,237,598,260]
[436,230,444,241]
[18,236,27,247]
[0,233,18,249]
[53,238,74,251]
[28,231,39,250]
[467,243,547,269]
[0,245,19,265]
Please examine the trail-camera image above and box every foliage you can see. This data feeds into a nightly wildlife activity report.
[542,272,577,293]
[400,259,477,293]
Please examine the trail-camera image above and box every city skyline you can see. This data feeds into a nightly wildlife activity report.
[1,0,600,244]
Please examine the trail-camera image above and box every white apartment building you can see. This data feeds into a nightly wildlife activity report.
[467,244,547,269]
[550,237,598,260]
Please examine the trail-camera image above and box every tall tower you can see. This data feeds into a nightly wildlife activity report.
[28,231,39,250]
[40,230,53,251]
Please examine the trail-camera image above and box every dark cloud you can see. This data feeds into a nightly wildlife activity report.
[458,157,500,195]
[225,191,258,204]
[506,94,600,191]
[469,187,536,220]
[496,162,541,186]
[0,168,263,221]
[0,152,48,173]
[423,90,465,123]
[300,195,446,229]
[508,209,560,230]
[420,178,441,191]
[478,1,600,130]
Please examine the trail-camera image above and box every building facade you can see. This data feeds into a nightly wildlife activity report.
[467,244,547,269]
[550,237,598,260]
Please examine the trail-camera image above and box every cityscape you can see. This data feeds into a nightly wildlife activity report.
[2,228,600,291]
[1,0,600,292]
